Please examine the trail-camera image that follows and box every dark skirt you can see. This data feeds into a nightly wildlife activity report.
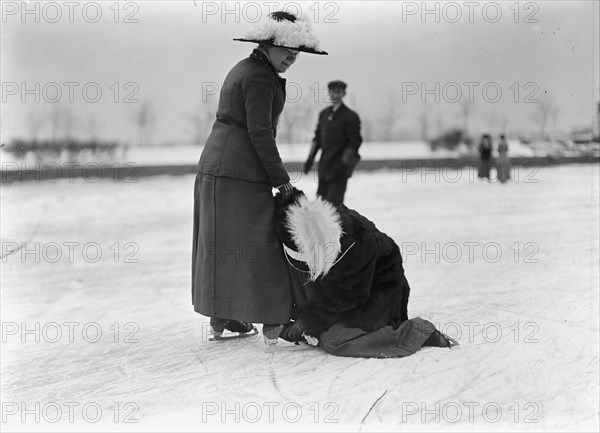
[191,173,295,323]
[478,156,492,179]
[497,154,512,183]
[318,318,452,358]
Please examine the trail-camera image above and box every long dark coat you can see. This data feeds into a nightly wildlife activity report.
[478,137,493,179]
[274,191,410,337]
[306,103,362,182]
[198,49,290,187]
[192,50,298,324]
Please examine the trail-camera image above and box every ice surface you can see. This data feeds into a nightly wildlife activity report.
[1,164,598,432]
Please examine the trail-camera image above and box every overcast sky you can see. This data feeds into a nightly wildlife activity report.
[1,0,599,145]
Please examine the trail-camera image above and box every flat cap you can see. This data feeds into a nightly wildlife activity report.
[327,80,347,90]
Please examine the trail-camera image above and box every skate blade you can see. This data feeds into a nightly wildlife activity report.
[447,336,460,348]
[209,327,259,341]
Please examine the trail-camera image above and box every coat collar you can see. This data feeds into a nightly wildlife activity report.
[249,49,286,90]
[327,102,346,121]
[327,102,347,116]
[334,102,347,112]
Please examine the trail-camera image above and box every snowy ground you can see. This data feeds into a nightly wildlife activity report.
[1,164,599,432]
[0,139,539,167]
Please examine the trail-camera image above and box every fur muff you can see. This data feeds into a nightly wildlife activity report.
[274,188,411,337]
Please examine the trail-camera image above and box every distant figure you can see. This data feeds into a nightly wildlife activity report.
[478,134,493,180]
[497,134,511,183]
[303,80,362,205]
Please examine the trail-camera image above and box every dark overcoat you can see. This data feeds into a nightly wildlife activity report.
[192,50,298,324]
[274,192,411,337]
[198,50,290,186]
[478,137,493,179]
[307,103,362,181]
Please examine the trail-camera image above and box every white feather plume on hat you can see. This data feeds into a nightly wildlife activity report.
[234,11,328,55]
[284,195,343,281]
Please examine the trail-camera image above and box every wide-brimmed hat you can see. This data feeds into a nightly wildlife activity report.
[234,11,328,55]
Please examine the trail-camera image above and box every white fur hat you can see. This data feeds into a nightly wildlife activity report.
[234,11,328,55]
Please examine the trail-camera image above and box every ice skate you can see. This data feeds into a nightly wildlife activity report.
[210,326,259,341]
[209,318,258,341]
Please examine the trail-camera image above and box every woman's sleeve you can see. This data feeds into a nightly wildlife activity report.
[242,73,290,187]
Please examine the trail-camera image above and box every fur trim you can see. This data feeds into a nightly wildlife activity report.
[284,196,343,281]
[242,12,322,52]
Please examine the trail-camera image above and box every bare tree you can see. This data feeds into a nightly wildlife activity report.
[280,104,297,145]
[26,109,45,142]
[460,98,473,139]
[531,97,558,139]
[550,107,559,137]
[435,109,444,136]
[132,102,156,147]
[49,105,76,142]
[419,109,430,142]
[500,115,509,135]
[188,110,207,146]
[381,94,400,141]
[50,105,61,142]
[188,98,217,146]
[61,108,76,141]
[487,110,498,134]
[361,116,373,142]
[281,98,315,146]
[86,114,99,141]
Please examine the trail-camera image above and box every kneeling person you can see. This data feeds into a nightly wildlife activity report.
[274,189,456,358]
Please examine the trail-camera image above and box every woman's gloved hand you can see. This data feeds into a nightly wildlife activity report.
[278,182,294,198]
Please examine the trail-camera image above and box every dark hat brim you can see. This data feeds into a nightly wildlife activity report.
[233,38,328,55]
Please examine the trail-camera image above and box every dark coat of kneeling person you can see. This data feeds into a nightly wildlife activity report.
[274,188,457,358]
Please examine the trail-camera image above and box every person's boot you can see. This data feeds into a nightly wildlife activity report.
[423,330,460,348]
[224,320,254,334]
[209,318,255,340]
[209,317,228,338]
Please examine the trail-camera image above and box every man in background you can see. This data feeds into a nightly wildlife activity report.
[304,80,362,205]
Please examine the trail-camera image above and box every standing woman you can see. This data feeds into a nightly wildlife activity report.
[477,133,493,181]
[497,134,511,183]
[192,11,327,345]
